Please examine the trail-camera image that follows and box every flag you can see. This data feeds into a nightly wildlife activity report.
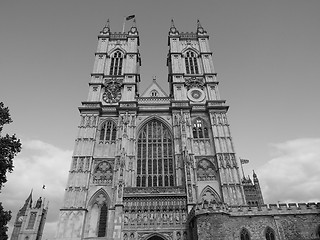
[240,158,249,164]
[126,15,135,21]
[42,185,46,189]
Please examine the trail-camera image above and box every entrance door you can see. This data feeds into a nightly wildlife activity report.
[147,235,165,240]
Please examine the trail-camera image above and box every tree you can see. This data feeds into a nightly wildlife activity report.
[0,102,21,240]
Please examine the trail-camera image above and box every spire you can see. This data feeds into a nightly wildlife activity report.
[26,189,33,207]
[197,19,202,29]
[197,19,206,34]
[169,19,178,35]
[18,190,33,214]
[253,170,259,183]
[100,19,110,34]
[132,18,136,28]
[171,19,175,28]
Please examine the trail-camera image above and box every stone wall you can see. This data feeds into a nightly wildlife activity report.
[190,202,320,240]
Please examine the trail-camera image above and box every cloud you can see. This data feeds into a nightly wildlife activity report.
[258,138,320,204]
[1,139,72,240]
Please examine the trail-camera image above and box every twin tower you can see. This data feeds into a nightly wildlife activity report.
[55,19,262,240]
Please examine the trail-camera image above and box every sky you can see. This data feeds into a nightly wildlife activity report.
[0,0,320,239]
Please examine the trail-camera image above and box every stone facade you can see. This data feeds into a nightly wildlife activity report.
[55,19,320,240]
[190,203,320,240]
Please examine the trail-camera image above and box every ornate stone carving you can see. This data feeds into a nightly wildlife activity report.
[185,77,205,90]
[93,161,113,185]
[197,159,216,181]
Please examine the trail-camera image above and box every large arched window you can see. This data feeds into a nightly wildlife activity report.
[240,229,250,240]
[265,227,275,240]
[109,51,123,75]
[136,119,174,187]
[100,120,117,142]
[192,118,209,139]
[185,51,199,75]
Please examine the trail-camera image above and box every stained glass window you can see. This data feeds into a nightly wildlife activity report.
[100,120,117,142]
[136,119,174,187]
[109,51,123,75]
[185,51,199,75]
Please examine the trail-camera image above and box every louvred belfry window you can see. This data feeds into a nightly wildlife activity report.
[100,120,117,142]
[185,51,199,74]
[192,118,209,139]
[109,51,123,75]
[136,120,174,187]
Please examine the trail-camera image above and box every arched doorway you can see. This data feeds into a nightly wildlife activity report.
[147,236,165,240]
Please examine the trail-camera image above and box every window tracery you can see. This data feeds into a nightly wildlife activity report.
[99,120,117,143]
[109,51,123,75]
[265,227,275,240]
[240,229,250,240]
[185,51,199,75]
[192,118,209,139]
[200,187,220,205]
[197,159,216,181]
[93,161,113,184]
[136,119,174,187]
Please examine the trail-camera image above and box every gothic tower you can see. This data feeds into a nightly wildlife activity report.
[11,193,47,240]
[55,19,247,240]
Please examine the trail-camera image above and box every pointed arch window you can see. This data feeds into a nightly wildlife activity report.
[137,119,174,187]
[265,227,275,240]
[109,51,123,75]
[97,203,108,237]
[192,118,209,139]
[185,51,199,75]
[100,120,117,143]
[240,229,250,240]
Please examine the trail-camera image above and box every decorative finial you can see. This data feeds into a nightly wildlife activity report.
[171,19,175,28]
[197,19,202,28]
[100,19,110,34]
[169,19,178,34]
[253,170,257,178]
[197,19,206,34]
[132,18,136,28]
[153,76,156,81]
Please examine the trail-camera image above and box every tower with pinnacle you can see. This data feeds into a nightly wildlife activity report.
[11,192,48,240]
[55,18,320,240]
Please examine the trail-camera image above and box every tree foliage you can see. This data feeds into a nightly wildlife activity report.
[0,102,21,240]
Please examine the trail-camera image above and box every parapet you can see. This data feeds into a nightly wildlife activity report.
[189,202,320,220]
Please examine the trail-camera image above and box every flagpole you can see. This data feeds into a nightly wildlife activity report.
[122,16,126,33]
[240,158,245,179]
